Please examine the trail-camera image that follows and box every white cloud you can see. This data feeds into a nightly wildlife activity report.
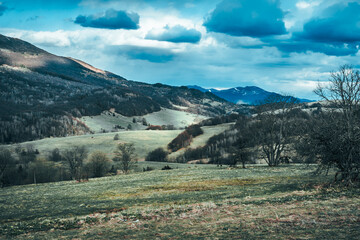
[4,29,72,47]
[296,1,311,9]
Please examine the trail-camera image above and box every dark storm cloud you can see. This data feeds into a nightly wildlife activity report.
[203,0,286,37]
[74,9,139,30]
[299,2,360,44]
[269,1,360,57]
[146,25,201,43]
[0,3,8,16]
[274,40,358,56]
[112,45,175,63]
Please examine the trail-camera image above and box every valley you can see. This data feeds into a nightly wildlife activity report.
[1,30,359,240]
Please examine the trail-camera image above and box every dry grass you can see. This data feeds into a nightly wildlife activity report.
[1,164,359,239]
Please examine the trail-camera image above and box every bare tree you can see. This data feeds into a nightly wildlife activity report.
[253,94,299,166]
[62,146,88,181]
[0,148,14,187]
[230,117,254,168]
[88,151,110,178]
[48,148,62,162]
[113,143,137,174]
[309,65,360,184]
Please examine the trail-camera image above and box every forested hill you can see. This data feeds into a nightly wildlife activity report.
[0,34,235,144]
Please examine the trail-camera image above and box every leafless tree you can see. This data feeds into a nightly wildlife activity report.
[113,143,137,174]
[0,148,14,187]
[311,65,360,184]
[88,151,110,178]
[253,94,299,166]
[62,146,88,181]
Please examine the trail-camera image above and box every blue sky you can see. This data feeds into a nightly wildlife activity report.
[1,0,360,100]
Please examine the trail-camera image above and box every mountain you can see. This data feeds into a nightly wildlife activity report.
[188,85,312,105]
[0,34,236,144]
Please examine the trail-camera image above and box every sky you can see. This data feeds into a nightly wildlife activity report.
[1,0,360,100]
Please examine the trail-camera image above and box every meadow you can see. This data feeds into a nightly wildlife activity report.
[8,130,182,160]
[80,108,208,133]
[8,123,232,160]
[1,163,359,239]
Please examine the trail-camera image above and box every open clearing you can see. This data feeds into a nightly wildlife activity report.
[8,130,181,159]
[1,164,359,239]
[80,108,208,133]
[9,124,231,159]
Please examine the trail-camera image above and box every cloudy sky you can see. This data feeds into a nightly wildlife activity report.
[1,0,359,100]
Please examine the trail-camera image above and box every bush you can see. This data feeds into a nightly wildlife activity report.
[161,165,172,170]
[146,148,168,162]
[113,134,119,140]
[143,166,154,172]
[87,151,110,178]
[48,148,62,162]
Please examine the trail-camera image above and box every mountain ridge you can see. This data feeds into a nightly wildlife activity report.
[187,85,312,105]
[0,34,236,143]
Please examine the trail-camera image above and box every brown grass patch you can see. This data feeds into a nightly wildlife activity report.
[98,178,265,200]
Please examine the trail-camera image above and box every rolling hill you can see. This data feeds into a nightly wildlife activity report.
[0,34,237,144]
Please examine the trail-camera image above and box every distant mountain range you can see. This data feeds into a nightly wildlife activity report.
[187,85,312,105]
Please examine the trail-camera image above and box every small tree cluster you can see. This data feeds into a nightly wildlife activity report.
[168,124,204,152]
[146,148,168,162]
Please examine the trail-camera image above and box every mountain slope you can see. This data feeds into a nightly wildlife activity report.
[0,34,235,143]
[188,85,312,105]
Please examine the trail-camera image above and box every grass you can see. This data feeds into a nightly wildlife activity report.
[1,164,359,239]
[81,108,208,133]
[9,130,181,160]
[9,124,231,160]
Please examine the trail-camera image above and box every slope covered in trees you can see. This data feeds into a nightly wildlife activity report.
[0,34,236,143]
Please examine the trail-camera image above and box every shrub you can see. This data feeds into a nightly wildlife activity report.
[143,166,154,172]
[161,165,172,170]
[146,148,168,162]
[113,134,119,140]
[87,151,110,178]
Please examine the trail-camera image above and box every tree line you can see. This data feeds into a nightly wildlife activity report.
[0,143,137,187]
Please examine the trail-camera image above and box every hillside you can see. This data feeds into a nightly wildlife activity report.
[80,108,208,133]
[188,85,312,105]
[8,130,181,160]
[7,124,231,160]
[0,34,237,144]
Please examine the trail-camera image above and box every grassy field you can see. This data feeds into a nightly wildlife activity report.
[9,124,231,160]
[9,130,181,159]
[1,163,359,239]
[81,108,208,133]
